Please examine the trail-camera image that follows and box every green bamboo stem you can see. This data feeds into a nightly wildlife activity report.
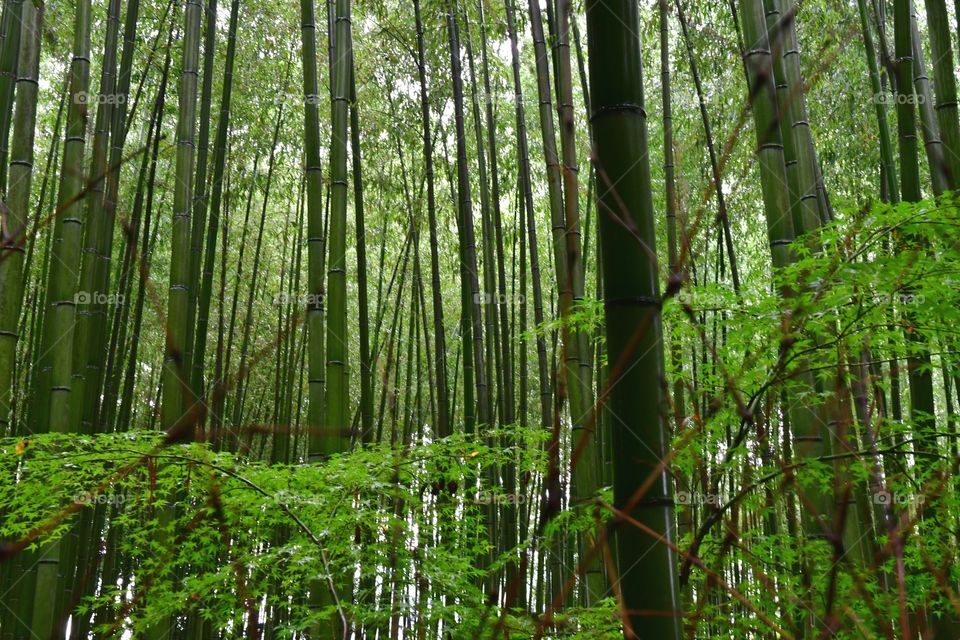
[893,0,937,447]
[33,0,91,435]
[413,0,451,439]
[446,0,488,431]
[17,71,64,435]
[506,0,551,432]
[585,0,683,636]
[555,0,603,605]
[324,0,350,451]
[0,0,21,193]
[61,0,143,622]
[150,7,201,634]
[923,0,960,190]
[0,0,38,436]
[477,0,513,428]
[161,0,202,435]
[184,0,219,395]
[301,0,326,451]
[71,0,122,435]
[1,4,46,634]
[911,2,948,196]
[118,40,172,434]
[101,0,147,434]
[859,0,900,201]
[350,35,372,444]
[461,4,498,434]
[209,159,232,446]
[661,0,690,550]
[767,0,822,238]
[194,0,240,409]
[96,0,142,435]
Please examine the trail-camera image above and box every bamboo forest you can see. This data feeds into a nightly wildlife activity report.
[4,0,960,637]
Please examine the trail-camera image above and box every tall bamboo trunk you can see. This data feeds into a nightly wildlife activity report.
[324,0,352,453]
[96,0,141,433]
[3,8,45,637]
[118,39,173,434]
[71,0,122,435]
[738,1,830,634]
[585,0,683,636]
[0,0,36,435]
[922,0,960,190]
[33,0,90,435]
[0,0,21,193]
[350,35,372,444]
[161,0,202,436]
[300,0,326,452]
[910,2,947,196]
[413,0,451,439]
[446,0,488,432]
[184,0,219,397]
[461,4,498,434]
[149,2,202,637]
[193,0,240,405]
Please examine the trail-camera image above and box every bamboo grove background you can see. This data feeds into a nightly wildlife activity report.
[1,0,960,638]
